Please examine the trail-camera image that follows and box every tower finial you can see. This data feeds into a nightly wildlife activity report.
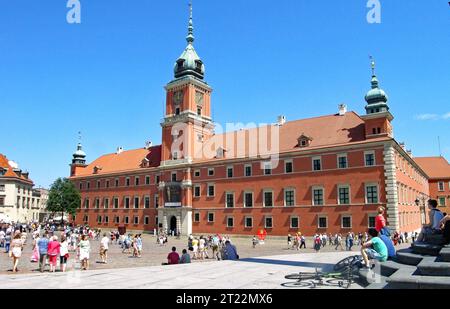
[186,0,194,44]
[78,131,82,143]
[369,55,376,76]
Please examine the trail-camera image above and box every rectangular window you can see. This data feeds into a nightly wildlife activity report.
[245,165,252,177]
[264,162,272,175]
[124,197,130,209]
[208,212,214,222]
[79,183,82,190]
[171,172,177,182]
[365,151,375,166]
[95,198,100,209]
[145,176,151,185]
[84,199,89,209]
[208,168,214,176]
[87,182,90,190]
[285,160,293,173]
[313,188,324,206]
[290,216,299,228]
[265,216,273,228]
[338,186,350,205]
[144,216,149,225]
[97,181,101,188]
[225,192,234,208]
[126,178,130,186]
[0,197,4,206]
[318,216,328,228]
[207,184,215,197]
[284,189,295,206]
[144,196,150,209]
[227,166,233,178]
[366,185,378,204]
[368,215,376,228]
[338,154,348,169]
[156,175,160,184]
[124,216,129,224]
[115,178,119,187]
[104,216,109,224]
[264,191,273,207]
[194,185,201,197]
[438,182,445,191]
[114,197,119,209]
[134,216,139,225]
[106,180,110,188]
[154,195,159,208]
[83,215,89,223]
[155,216,159,226]
[104,198,109,209]
[97,215,102,224]
[245,217,253,228]
[135,177,140,186]
[342,216,352,229]
[439,197,446,207]
[194,170,200,177]
[133,197,139,209]
[244,192,253,207]
[312,157,322,171]
[227,217,234,228]
[194,212,200,222]
[114,216,120,224]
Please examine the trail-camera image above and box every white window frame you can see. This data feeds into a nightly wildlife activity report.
[244,164,252,177]
[438,182,445,192]
[104,198,109,209]
[263,189,274,207]
[312,156,322,171]
[284,159,294,174]
[337,153,348,169]
[341,215,352,229]
[194,185,201,198]
[171,172,177,182]
[124,216,129,224]
[337,184,351,205]
[125,177,130,186]
[290,216,300,229]
[133,216,139,225]
[244,216,253,228]
[226,216,234,228]
[134,196,140,209]
[284,188,296,207]
[194,169,200,177]
[144,195,150,209]
[318,215,328,228]
[364,150,376,167]
[225,192,235,208]
[243,191,254,208]
[207,183,215,197]
[208,168,215,176]
[144,216,149,225]
[145,176,151,185]
[312,186,325,206]
[194,212,200,222]
[114,216,120,224]
[264,216,273,228]
[226,165,234,178]
[154,194,159,208]
[263,161,272,175]
[207,212,215,223]
[365,183,379,204]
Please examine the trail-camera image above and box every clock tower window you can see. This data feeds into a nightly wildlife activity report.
[197,106,202,116]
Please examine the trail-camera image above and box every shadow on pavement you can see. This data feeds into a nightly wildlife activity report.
[238,257,334,269]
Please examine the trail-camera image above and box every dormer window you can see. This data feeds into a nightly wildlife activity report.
[195,60,203,71]
[216,147,226,159]
[176,59,185,71]
[0,167,6,176]
[297,134,313,148]
[141,158,150,168]
[93,166,102,174]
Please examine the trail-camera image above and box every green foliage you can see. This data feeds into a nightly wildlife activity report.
[47,177,81,217]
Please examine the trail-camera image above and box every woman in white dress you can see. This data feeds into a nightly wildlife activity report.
[78,234,90,270]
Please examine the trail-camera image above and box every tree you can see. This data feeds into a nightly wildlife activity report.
[46,177,81,223]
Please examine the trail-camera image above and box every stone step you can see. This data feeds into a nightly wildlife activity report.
[440,247,450,262]
[358,261,415,286]
[417,257,450,276]
[380,260,414,277]
[395,248,425,266]
[386,270,450,289]
[411,242,442,256]
[358,268,389,287]
[423,234,446,246]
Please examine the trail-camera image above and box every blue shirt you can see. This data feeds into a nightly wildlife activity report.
[38,238,49,254]
[379,235,396,258]
[224,244,238,260]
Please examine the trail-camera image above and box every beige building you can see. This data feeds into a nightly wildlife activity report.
[0,153,48,223]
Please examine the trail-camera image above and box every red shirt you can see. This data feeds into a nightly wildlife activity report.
[375,214,386,232]
[167,252,180,265]
[47,241,60,256]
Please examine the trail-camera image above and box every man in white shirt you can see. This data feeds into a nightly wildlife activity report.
[100,233,110,264]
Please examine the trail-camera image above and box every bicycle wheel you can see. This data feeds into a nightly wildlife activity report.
[281,281,316,288]
[285,272,321,281]
[333,255,363,272]
[325,278,353,289]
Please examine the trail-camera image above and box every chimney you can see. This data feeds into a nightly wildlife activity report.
[145,141,153,149]
[399,142,405,150]
[407,150,413,157]
[277,115,286,126]
[338,104,347,116]
[116,147,124,154]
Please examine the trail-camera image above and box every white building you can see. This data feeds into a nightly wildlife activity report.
[0,153,47,223]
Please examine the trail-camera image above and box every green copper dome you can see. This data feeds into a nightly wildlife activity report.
[174,3,205,80]
[364,59,390,115]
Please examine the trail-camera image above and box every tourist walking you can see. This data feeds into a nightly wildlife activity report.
[252,236,258,249]
[287,234,292,248]
[10,231,23,273]
[100,233,109,263]
[60,235,69,272]
[335,234,344,251]
[30,232,40,263]
[47,235,61,273]
[136,234,143,257]
[314,235,321,252]
[300,235,306,249]
[38,232,50,272]
[78,234,91,270]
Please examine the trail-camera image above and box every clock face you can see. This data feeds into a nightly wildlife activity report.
[173,90,183,105]
[195,91,204,106]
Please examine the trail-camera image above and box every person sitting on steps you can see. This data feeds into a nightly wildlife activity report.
[438,214,450,245]
[416,199,444,243]
[361,228,388,268]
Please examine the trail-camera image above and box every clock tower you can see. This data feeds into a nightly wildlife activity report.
[160,3,213,165]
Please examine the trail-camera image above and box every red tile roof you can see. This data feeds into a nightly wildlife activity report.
[0,154,33,184]
[414,156,450,179]
[74,145,161,177]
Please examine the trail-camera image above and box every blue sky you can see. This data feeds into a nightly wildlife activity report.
[0,0,449,188]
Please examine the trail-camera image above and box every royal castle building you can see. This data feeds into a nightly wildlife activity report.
[69,6,431,236]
